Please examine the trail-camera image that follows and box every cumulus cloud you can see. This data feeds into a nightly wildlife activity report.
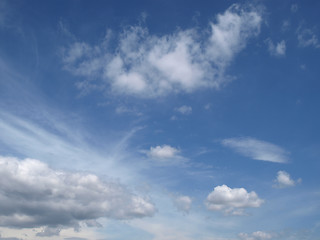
[273,170,301,188]
[239,231,273,240]
[205,185,264,215]
[0,156,155,229]
[148,145,180,159]
[175,105,192,115]
[173,195,192,213]
[62,4,262,98]
[266,39,286,56]
[222,137,289,163]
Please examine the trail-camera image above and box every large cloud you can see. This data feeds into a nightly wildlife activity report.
[62,4,262,98]
[222,137,289,163]
[0,156,155,229]
[205,185,263,215]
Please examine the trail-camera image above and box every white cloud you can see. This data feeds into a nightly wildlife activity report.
[148,145,180,159]
[222,137,289,163]
[239,231,273,240]
[273,170,301,188]
[205,185,264,215]
[176,105,192,115]
[266,39,286,56]
[0,156,155,229]
[62,4,262,98]
[297,27,320,48]
[173,195,192,213]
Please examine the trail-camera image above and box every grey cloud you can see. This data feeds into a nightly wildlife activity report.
[0,156,155,229]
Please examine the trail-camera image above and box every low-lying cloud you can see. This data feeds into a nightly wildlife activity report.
[0,156,155,229]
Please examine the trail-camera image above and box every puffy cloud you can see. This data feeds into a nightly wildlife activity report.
[266,39,286,56]
[222,137,289,163]
[0,156,155,229]
[173,195,192,213]
[148,145,180,159]
[175,105,192,115]
[239,231,273,240]
[62,4,262,98]
[273,170,301,188]
[205,185,264,215]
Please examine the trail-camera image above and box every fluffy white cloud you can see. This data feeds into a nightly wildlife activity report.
[176,105,192,115]
[0,156,155,229]
[62,4,262,98]
[222,137,289,163]
[239,231,273,240]
[273,170,301,188]
[205,185,264,215]
[148,145,180,159]
[266,39,286,56]
[173,195,192,213]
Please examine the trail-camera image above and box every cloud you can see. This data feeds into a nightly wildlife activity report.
[238,231,273,240]
[62,4,262,98]
[0,156,155,229]
[175,105,192,115]
[173,195,192,213]
[222,137,289,163]
[148,145,180,159]
[266,39,286,56]
[291,4,298,13]
[297,27,320,48]
[273,170,301,188]
[205,185,264,215]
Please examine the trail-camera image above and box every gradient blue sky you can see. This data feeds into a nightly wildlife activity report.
[0,0,320,239]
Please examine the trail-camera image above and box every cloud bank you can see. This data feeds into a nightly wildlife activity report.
[62,4,262,98]
[0,156,155,229]
[222,137,289,163]
[205,185,263,215]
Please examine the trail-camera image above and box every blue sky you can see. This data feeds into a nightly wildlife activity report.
[0,0,320,239]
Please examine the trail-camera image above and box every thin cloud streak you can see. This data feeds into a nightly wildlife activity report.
[222,137,289,163]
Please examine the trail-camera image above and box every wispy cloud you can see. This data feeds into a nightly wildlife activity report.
[266,39,286,56]
[297,26,320,48]
[205,185,264,215]
[62,4,262,98]
[175,105,192,115]
[173,195,192,213]
[238,231,273,240]
[222,137,289,163]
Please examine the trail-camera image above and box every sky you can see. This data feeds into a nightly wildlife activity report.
[0,0,320,239]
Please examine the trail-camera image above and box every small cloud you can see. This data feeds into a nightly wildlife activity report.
[273,170,301,188]
[239,231,273,240]
[222,137,289,163]
[266,39,286,56]
[291,4,298,13]
[175,105,192,115]
[148,145,180,159]
[204,103,211,110]
[173,195,192,213]
[36,226,62,237]
[281,20,290,32]
[205,184,264,215]
[297,27,320,48]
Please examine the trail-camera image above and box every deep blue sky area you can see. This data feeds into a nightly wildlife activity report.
[0,0,319,239]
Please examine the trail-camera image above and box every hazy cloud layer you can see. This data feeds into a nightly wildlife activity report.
[62,4,262,98]
[239,231,273,240]
[0,156,155,228]
[222,137,289,163]
[205,185,263,215]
